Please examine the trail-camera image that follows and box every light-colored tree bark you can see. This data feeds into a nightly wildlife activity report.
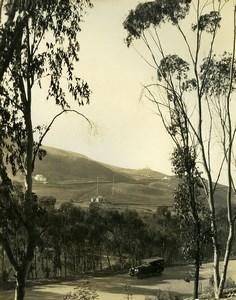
[124,1,236,298]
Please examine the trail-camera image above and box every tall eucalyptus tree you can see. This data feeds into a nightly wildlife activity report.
[0,1,92,299]
[124,1,236,298]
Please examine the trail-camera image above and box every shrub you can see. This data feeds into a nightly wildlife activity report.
[223,277,236,298]
[63,281,99,300]
[154,289,180,300]
[204,277,236,299]
[224,277,236,289]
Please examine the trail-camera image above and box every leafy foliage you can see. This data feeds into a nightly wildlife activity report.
[0,0,92,298]
[63,282,99,300]
[123,0,191,46]
[171,146,196,177]
[192,11,221,33]
[2,199,234,280]
[174,180,211,261]
[157,55,189,82]
[0,0,92,176]
[0,183,50,272]
[200,52,236,97]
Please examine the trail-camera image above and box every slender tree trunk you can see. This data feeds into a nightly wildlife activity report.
[13,22,36,299]
[46,254,49,278]
[0,0,3,23]
[217,6,236,298]
[212,218,220,299]
[33,251,37,279]
[15,273,25,300]
[1,247,5,278]
[187,175,202,300]
[73,249,77,274]
[118,248,123,269]
[192,215,201,299]
[14,263,30,300]
[14,229,35,299]
[106,252,111,269]
[205,183,220,298]
[218,222,234,297]
[91,247,95,271]
[99,247,102,271]
[64,250,67,276]
[83,255,87,272]
[193,238,200,300]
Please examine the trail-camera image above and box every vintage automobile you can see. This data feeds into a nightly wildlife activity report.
[129,257,164,279]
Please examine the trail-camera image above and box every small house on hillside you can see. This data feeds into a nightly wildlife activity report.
[90,195,107,203]
[34,174,47,183]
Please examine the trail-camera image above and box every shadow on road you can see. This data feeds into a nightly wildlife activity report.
[0,289,64,300]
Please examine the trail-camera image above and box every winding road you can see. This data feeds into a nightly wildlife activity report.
[0,261,236,300]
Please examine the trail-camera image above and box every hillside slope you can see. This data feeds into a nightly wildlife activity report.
[9,146,234,211]
[33,146,132,183]
[30,146,176,210]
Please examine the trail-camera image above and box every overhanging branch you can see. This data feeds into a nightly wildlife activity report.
[32,109,94,170]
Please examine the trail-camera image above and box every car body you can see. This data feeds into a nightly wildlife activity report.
[129,256,164,279]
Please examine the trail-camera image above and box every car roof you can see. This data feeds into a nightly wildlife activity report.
[142,256,164,263]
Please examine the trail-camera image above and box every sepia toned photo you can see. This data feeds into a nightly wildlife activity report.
[0,1,236,299]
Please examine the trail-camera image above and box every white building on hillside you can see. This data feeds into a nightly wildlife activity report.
[91,195,107,203]
[34,174,47,183]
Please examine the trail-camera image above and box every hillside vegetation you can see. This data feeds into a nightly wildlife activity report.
[12,146,234,210]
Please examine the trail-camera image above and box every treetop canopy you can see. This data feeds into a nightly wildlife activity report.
[123,0,191,47]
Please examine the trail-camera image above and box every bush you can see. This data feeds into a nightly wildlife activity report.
[1,270,9,283]
[154,289,180,300]
[224,277,236,289]
[224,277,236,298]
[123,284,133,300]
[0,269,12,290]
[63,281,99,300]
[204,277,236,299]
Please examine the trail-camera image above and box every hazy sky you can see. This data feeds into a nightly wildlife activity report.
[34,0,235,181]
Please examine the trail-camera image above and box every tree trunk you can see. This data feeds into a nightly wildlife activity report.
[218,14,236,294]
[118,248,123,269]
[206,187,220,298]
[193,245,200,300]
[15,277,25,300]
[0,0,3,23]
[212,225,220,299]
[14,267,28,300]
[106,252,111,269]
[188,177,202,300]
[218,219,235,297]
[99,247,103,271]
[73,250,77,274]
[64,251,67,276]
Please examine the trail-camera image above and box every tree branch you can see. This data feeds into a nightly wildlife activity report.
[32,109,93,170]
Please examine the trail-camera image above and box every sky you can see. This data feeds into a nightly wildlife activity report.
[33,0,236,182]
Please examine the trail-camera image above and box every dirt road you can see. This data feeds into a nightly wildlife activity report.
[1,260,236,300]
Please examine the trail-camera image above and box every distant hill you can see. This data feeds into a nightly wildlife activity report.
[33,146,132,183]
[10,146,235,212]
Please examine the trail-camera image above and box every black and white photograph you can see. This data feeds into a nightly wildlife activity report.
[0,1,236,299]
